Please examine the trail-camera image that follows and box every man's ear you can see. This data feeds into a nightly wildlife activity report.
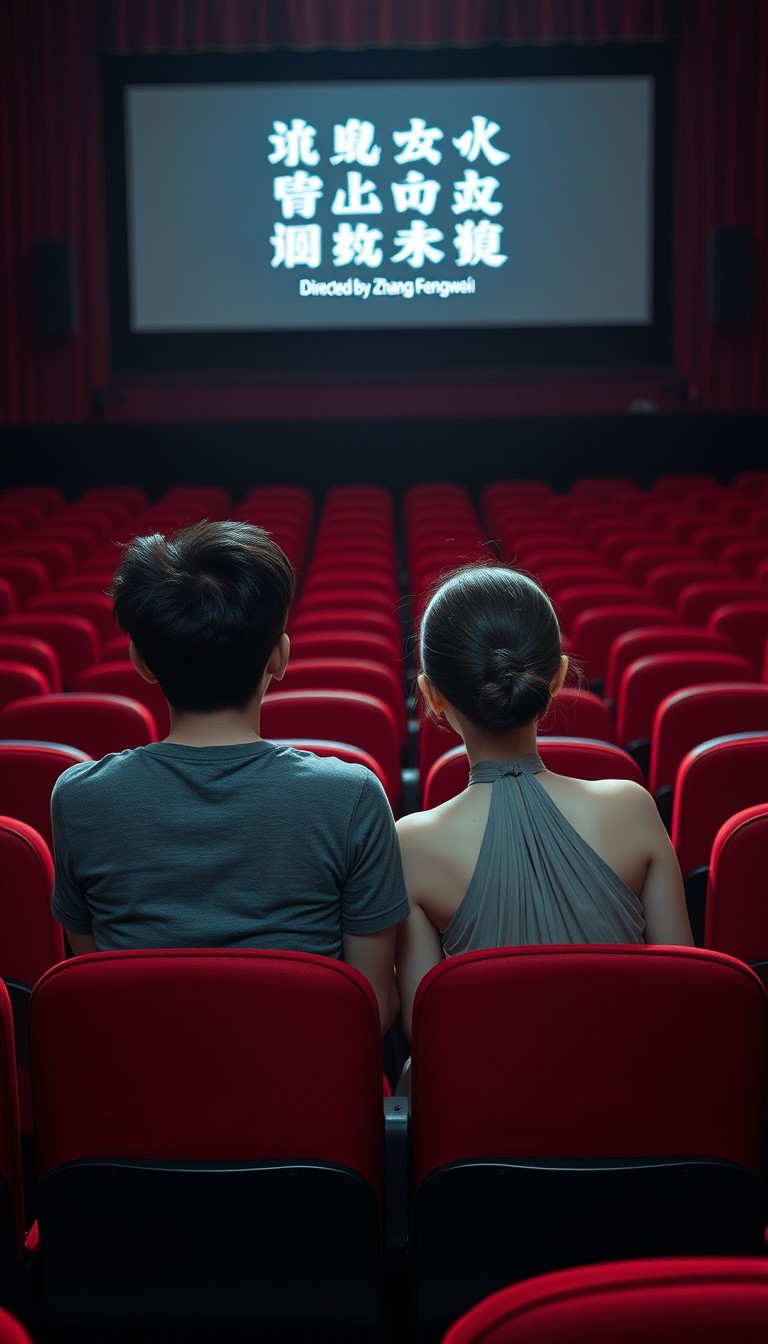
[129,640,158,685]
[549,654,569,698]
[418,671,446,717]
[266,632,290,682]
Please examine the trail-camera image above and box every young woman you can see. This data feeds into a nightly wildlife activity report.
[396,565,693,1037]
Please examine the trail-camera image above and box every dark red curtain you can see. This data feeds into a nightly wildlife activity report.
[2,0,766,423]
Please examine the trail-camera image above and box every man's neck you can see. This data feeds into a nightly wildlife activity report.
[164,703,263,747]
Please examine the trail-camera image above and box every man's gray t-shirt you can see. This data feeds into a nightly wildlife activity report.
[51,740,409,954]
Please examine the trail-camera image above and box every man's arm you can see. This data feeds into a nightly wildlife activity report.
[65,929,97,957]
[342,927,398,1033]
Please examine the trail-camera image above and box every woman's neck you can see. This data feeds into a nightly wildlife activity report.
[459,720,540,769]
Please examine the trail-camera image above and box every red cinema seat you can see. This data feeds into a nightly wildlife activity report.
[296,586,398,616]
[645,562,735,609]
[289,629,402,672]
[0,817,65,1132]
[443,1258,768,1344]
[288,605,402,654]
[0,662,50,709]
[26,592,117,650]
[537,687,615,742]
[73,662,170,739]
[568,604,675,688]
[677,580,766,627]
[0,693,157,760]
[720,540,768,578]
[0,637,60,694]
[0,744,90,852]
[614,651,754,773]
[410,946,768,1327]
[29,949,385,1326]
[648,683,768,824]
[279,657,407,744]
[706,805,768,983]
[671,733,768,943]
[554,586,651,636]
[0,543,75,587]
[708,602,768,673]
[0,586,14,621]
[0,615,99,688]
[0,560,50,608]
[603,625,732,704]
[0,979,25,1299]
[260,689,401,811]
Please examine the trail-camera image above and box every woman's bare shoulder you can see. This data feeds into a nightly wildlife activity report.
[396,793,468,846]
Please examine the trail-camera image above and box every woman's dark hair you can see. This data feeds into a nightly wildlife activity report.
[420,565,562,734]
[111,520,295,713]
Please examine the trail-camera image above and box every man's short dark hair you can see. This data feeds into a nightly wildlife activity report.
[111,520,295,713]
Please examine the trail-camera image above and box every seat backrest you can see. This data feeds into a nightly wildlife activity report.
[568,604,676,684]
[412,944,767,1182]
[671,733,768,877]
[551,584,650,634]
[645,561,734,609]
[0,637,60,693]
[0,743,91,850]
[604,625,731,703]
[0,817,63,992]
[0,816,64,1134]
[0,662,49,709]
[614,651,754,749]
[288,605,402,653]
[707,601,768,672]
[0,980,24,1272]
[410,946,768,1322]
[289,628,402,670]
[677,580,767,626]
[29,949,384,1323]
[0,694,157,760]
[648,683,768,797]
[0,560,50,607]
[537,687,615,743]
[279,657,407,743]
[706,805,768,966]
[73,662,171,739]
[0,614,99,688]
[443,1258,768,1344]
[26,592,117,649]
[261,689,401,809]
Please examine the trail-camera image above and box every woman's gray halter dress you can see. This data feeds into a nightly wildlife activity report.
[440,754,645,955]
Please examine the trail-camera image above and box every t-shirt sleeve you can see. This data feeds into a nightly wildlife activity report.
[340,770,410,934]
[50,775,94,934]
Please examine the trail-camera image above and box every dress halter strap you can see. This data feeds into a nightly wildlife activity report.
[468,754,546,785]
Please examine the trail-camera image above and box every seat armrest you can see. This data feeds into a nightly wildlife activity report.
[383,1095,410,1261]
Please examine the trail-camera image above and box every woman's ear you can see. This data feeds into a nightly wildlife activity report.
[418,671,446,717]
[128,640,158,685]
[549,654,569,698]
[266,632,290,682]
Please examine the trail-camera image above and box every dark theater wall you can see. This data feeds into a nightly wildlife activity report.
[1,0,767,428]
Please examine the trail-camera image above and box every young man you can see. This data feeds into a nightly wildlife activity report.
[51,520,408,1030]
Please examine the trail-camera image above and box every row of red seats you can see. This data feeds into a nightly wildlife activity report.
[0,940,765,1331]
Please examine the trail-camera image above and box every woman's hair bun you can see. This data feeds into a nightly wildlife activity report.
[478,647,551,730]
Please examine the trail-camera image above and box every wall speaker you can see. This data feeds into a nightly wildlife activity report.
[31,238,78,336]
[708,226,753,324]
